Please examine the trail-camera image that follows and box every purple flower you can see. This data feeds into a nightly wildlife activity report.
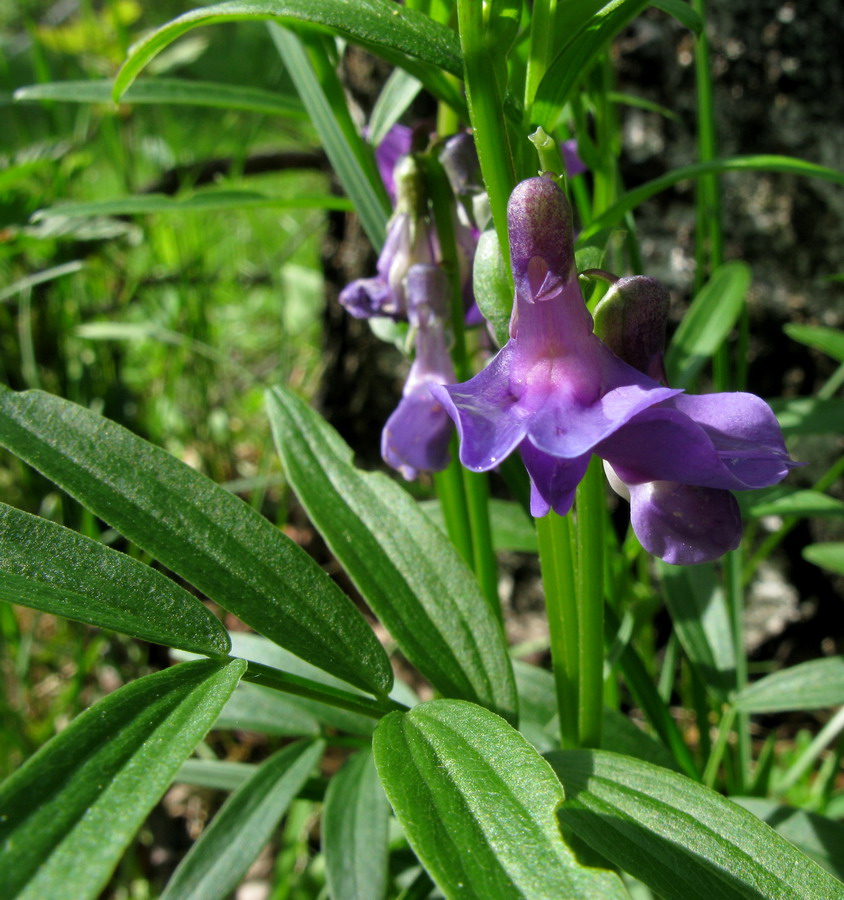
[375,124,413,205]
[430,176,679,513]
[339,156,436,320]
[381,264,456,480]
[561,139,587,177]
[593,275,796,564]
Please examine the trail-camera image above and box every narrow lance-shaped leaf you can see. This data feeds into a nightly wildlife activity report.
[161,740,325,900]
[735,657,844,713]
[323,750,390,900]
[113,0,464,97]
[549,749,844,900]
[0,658,246,900]
[373,701,629,900]
[15,77,308,118]
[0,387,392,697]
[0,501,229,656]
[803,542,844,576]
[266,385,518,723]
[665,261,750,389]
[657,561,736,700]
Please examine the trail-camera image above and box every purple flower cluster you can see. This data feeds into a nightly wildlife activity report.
[431,176,795,564]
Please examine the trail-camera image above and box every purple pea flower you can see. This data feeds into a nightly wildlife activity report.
[339,155,436,320]
[593,275,796,565]
[375,124,413,205]
[381,264,456,480]
[430,176,680,515]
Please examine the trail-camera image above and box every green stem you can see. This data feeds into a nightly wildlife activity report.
[433,443,474,568]
[524,0,558,110]
[536,512,579,749]
[702,704,737,789]
[457,0,517,266]
[576,456,605,748]
[462,468,502,621]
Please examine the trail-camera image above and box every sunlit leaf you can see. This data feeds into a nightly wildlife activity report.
[0,502,229,657]
[550,749,844,900]
[266,386,517,722]
[374,701,629,899]
[0,659,246,900]
[323,751,390,900]
[0,387,393,696]
[161,740,324,900]
[735,657,844,713]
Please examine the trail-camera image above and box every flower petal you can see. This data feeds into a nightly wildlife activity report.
[520,440,588,517]
[430,343,528,472]
[381,385,453,481]
[628,481,742,565]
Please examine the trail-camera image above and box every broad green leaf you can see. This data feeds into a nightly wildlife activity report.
[323,751,390,900]
[421,498,537,553]
[0,260,84,304]
[0,388,392,697]
[665,261,750,388]
[177,758,256,792]
[578,156,844,243]
[549,749,844,900]
[374,701,629,900]
[533,0,650,130]
[749,489,844,519]
[651,0,703,34]
[735,657,844,713]
[215,682,321,736]
[15,77,307,118]
[0,658,246,900]
[732,798,844,881]
[266,386,518,723]
[803,542,844,576]
[369,68,423,145]
[657,561,736,699]
[0,502,229,656]
[113,1,464,99]
[32,190,351,221]
[785,323,844,362]
[162,740,324,900]
[269,24,389,248]
[771,398,844,436]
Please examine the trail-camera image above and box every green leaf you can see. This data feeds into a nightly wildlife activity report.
[323,751,390,900]
[266,386,518,723]
[373,701,629,900]
[177,758,257,792]
[665,261,750,388]
[32,190,352,221]
[113,1,464,99]
[0,261,84,304]
[735,657,844,713]
[785,323,844,362]
[15,77,307,117]
[533,0,650,130]
[369,68,422,145]
[731,798,844,881]
[657,561,736,699]
[215,682,321,736]
[0,502,229,656]
[549,749,844,900]
[803,542,844,576]
[770,398,844,436]
[0,388,392,697]
[421,498,538,553]
[269,25,389,248]
[748,489,844,519]
[578,155,844,242]
[650,0,703,34]
[0,658,246,900]
[162,740,324,900]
